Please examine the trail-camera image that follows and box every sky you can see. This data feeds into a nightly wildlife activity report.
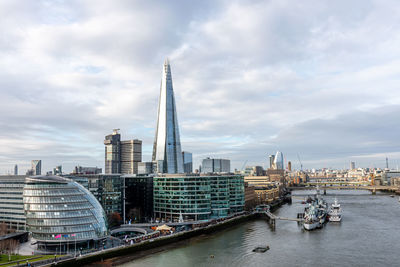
[1,0,400,174]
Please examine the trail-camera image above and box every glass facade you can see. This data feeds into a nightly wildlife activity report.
[23,176,108,248]
[153,174,244,221]
[0,175,26,231]
[152,59,184,173]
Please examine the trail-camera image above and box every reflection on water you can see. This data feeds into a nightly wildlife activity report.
[119,190,400,267]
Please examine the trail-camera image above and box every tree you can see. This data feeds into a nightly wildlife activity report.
[108,212,122,228]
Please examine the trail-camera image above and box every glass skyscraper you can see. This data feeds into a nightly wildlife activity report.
[152,59,184,174]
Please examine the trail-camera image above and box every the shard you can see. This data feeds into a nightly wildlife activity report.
[152,59,184,173]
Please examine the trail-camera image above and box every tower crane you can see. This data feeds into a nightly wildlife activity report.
[297,153,303,171]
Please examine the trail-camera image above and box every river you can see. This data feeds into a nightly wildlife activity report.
[118,190,400,267]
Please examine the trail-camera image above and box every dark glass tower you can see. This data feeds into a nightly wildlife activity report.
[152,59,184,173]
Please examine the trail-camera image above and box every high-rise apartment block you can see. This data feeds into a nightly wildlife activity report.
[31,160,42,175]
[104,129,142,174]
[152,59,184,174]
[182,151,193,173]
[201,158,230,173]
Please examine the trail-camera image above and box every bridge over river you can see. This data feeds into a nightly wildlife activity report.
[287,184,399,194]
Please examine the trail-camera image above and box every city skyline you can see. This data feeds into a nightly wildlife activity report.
[1,1,400,173]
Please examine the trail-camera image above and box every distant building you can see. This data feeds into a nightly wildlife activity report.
[121,139,142,174]
[138,162,155,175]
[244,182,256,211]
[53,165,62,175]
[269,155,275,169]
[201,158,230,173]
[104,129,142,174]
[14,165,18,175]
[243,166,264,176]
[73,166,102,175]
[152,59,184,174]
[273,151,284,170]
[182,151,193,173]
[288,161,292,171]
[31,160,42,175]
[350,162,356,170]
[104,129,121,174]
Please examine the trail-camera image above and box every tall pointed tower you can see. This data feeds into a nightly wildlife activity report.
[152,59,184,173]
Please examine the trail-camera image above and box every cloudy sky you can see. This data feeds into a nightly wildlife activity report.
[1,0,400,174]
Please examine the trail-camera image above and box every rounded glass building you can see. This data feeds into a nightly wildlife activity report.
[23,175,107,252]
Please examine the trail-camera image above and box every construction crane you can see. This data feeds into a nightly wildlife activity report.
[297,153,303,171]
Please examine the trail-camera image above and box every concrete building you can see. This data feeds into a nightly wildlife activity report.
[138,162,155,175]
[153,174,244,221]
[152,59,184,174]
[201,158,230,173]
[31,160,42,175]
[182,151,193,174]
[104,129,142,174]
[244,182,256,211]
[14,165,18,175]
[121,139,142,174]
[242,166,264,176]
[104,129,121,174]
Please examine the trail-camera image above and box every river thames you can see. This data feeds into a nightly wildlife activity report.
[119,190,400,267]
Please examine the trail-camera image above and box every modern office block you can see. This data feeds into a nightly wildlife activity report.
[104,129,121,174]
[152,59,184,174]
[53,165,62,175]
[273,151,284,170]
[0,175,26,231]
[31,160,42,175]
[153,174,244,222]
[23,175,107,252]
[138,162,154,175]
[182,151,193,174]
[201,158,230,173]
[67,174,124,217]
[123,175,153,223]
[104,129,142,174]
[121,139,142,174]
[14,165,18,175]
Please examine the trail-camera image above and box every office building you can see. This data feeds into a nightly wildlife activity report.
[201,158,230,173]
[288,161,292,171]
[242,166,264,176]
[31,160,42,175]
[273,151,284,170]
[152,59,184,174]
[153,174,244,221]
[67,174,124,218]
[121,139,142,174]
[23,175,107,252]
[72,166,102,175]
[53,165,62,175]
[0,175,26,231]
[138,162,155,175]
[104,129,142,174]
[269,155,275,169]
[104,129,121,174]
[14,165,18,175]
[124,175,153,223]
[182,151,193,173]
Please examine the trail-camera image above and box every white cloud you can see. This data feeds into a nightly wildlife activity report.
[0,0,400,173]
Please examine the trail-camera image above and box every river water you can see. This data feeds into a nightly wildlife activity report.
[119,190,400,267]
